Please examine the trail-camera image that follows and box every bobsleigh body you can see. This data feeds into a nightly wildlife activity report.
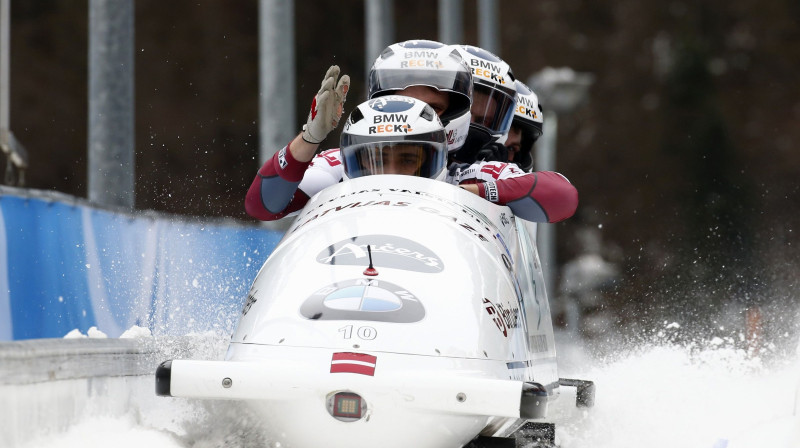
[157,175,589,448]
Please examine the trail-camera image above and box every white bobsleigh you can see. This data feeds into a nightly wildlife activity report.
[156,175,594,448]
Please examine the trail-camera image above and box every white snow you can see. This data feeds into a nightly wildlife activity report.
[552,331,800,448]
[86,327,108,338]
[119,325,153,339]
[23,415,183,448]
[16,327,797,448]
[62,329,87,339]
[63,326,109,339]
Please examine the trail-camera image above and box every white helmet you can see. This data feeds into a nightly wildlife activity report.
[340,96,448,180]
[450,45,517,161]
[368,40,473,153]
[507,80,544,171]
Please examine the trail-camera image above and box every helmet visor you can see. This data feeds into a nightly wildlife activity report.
[341,141,446,179]
[470,82,516,137]
[513,117,543,144]
[369,68,472,122]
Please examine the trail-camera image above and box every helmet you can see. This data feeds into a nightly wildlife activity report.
[368,40,473,153]
[450,45,517,162]
[505,80,543,171]
[340,96,448,180]
[511,80,543,141]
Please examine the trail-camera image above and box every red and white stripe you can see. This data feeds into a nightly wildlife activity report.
[330,352,377,376]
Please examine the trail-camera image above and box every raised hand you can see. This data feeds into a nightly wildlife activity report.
[302,65,351,144]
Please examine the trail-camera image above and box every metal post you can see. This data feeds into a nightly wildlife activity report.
[536,111,582,334]
[259,0,295,163]
[536,112,558,297]
[88,0,135,210]
[365,0,394,84]
[437,0,463,45]
[1,0,9,133]
[0,0,27,187]
[529,67,593,338]
[477,0,499,55]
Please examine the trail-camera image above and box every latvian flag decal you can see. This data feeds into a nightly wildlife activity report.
[330,352,377,376]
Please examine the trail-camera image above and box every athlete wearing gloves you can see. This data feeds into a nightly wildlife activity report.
[245,85,577,224]
[246,41,477,219]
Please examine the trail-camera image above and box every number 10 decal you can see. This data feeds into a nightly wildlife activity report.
[339,325,378,340]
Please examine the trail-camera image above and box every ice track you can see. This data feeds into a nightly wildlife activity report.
[14,329,800,448]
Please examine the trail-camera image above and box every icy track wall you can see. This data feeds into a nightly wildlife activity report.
[0,338,158,447]
[0,186,285,341]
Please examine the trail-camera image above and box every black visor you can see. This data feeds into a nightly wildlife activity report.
[470,82,516,137]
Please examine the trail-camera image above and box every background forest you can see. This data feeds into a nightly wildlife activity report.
[5,0,799,342]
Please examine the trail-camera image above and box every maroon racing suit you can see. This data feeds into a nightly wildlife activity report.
[246,141,578,223]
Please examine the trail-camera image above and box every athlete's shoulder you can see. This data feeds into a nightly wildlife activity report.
[300,147,345,198]
[310,148,342,168]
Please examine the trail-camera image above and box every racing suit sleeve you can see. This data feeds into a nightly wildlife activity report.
[245,141,312,221]
[460,162,578,223]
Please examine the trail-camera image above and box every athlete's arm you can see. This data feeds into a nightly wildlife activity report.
[245,139,312,221]
[244,65,349,221]
[460,162,578,223]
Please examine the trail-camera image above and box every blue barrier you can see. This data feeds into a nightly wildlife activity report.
[0,188,285,340]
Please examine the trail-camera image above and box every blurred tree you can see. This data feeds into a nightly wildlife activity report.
[6,0,799,341]
[656,27,758,326]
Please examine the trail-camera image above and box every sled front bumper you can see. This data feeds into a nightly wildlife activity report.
[156,359,549,419]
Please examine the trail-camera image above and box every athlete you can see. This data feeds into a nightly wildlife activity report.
[502,80,544,172]
[246,40,475,219]
[368,40,474,154]
[339,96,448,180]
[245,78,577,224]
[448,45,518,164]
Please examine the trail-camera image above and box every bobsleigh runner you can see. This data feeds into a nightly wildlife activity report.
[155,175,595,448]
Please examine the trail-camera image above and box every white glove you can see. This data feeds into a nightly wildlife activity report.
[302,65,351,144]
